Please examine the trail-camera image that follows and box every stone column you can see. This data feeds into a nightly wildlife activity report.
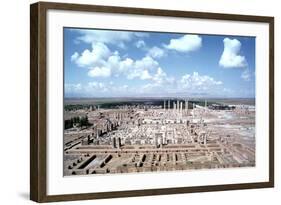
[168,100,170,110]
[180,102,183,114]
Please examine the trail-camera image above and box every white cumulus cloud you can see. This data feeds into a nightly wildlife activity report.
[85,82,109,93]
[164,35,202,52]
[126,56,159,80]
[70,52,79,61]
[75,29,148,48]
[180,72,222,91]
[147,46,165,58]
[72,42,167,81]
[135,40,146,48]
[72,42,111,68]
[140,70,152,80]
[65,71,227,98]
[241,69,251,81]
[219,38,247,68]
[82,82,135,97]
[88,67,111,78]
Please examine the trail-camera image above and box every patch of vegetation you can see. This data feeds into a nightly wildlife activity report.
[64,116,91,129]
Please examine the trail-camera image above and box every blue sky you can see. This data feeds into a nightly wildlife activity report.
[64,28,255,98]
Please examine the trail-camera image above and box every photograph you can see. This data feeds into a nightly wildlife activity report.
[29,2,274,202]
[63,28,256,176]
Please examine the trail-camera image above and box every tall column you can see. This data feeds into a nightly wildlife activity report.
[180,102,183,114]
[177,100,179,113]
[96,129,100,138]
[185,100,188,115]
[168,100,170,110]
[117,137,121,148]
[112,137,117,148]
[163,100,166,110]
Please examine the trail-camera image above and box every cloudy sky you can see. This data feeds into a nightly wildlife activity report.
[64,28,255,98]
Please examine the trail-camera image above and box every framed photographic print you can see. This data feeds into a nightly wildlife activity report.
[30,1,274,202]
